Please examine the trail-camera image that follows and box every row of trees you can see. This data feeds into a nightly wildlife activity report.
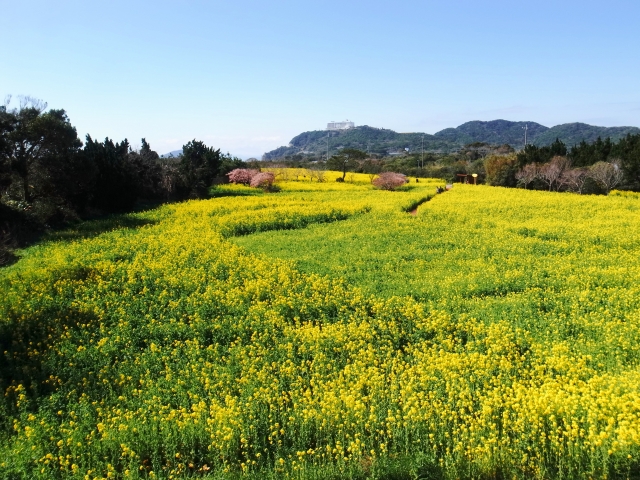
[1,97,243,262]
[485,134,640,192]
[515,156,623,193]
[261,134,640,190]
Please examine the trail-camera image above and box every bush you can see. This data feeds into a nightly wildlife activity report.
[372,172,407,190]
[227,168,259,185]
[485,154,518,187]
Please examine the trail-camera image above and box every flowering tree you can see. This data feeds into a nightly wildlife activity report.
[250,172,276,190]
[372,172,407,190]
[227,168,259,185]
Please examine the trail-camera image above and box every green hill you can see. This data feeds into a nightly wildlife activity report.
[433,120,548,147]
[263,120,640,160]
[532,122,640,147]
[263,126,456,160]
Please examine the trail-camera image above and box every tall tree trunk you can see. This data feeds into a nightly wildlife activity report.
[22,171,31,203]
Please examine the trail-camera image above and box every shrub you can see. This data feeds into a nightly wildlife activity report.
[250,172,276,191]
[485,154,518,187]
[373,172,407,190]
[227,168,259,185]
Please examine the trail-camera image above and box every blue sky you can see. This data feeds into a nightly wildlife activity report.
[2,0,639,158]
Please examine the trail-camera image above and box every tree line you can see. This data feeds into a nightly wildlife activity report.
[0,96,245,263]
[484,135,640,193]
[262,134,640,192]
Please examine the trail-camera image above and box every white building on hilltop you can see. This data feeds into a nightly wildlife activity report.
[327,120,355,130]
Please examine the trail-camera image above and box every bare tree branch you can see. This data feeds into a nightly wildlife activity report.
[589,160,624,193]
[559,168,588,194]
[538,156,571,191]
[515,163,539,189]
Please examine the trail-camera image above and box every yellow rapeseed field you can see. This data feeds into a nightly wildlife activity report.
[1,173,639,479]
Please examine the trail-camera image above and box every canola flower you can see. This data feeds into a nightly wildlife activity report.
[0,174,639,479]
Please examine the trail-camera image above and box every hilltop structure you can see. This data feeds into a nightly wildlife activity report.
[327,120,354,130]
[262,120,640,160]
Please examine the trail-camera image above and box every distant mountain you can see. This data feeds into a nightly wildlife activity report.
[532,123,640,147]
[429,120,640,149]
[263,125,455,160]
[433,120,548,147]
[160,149,183,158]
[262,120,640,160]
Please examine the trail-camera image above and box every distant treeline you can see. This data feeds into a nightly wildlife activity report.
[0,97,245,263]
[261,135,640,193]
[485,135,640,192]
[259,143,510,183]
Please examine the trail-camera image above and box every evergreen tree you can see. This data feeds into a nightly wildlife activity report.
[179,140,221,198]
[612,133,640,188]
[84,136,139,212]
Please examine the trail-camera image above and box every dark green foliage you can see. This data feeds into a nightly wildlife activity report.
[288,129,332,148]
[263,126,454,160]
[327,148,367,180]
[218,153,247,177]
[516,139,567,168]
[0,106,13,191]
[178,140,221,198]
[569,137,613,167]
[1,103,94,227]
[361,158,385,181]
[533,123,640,147]
[264,121,640,162]
[434,120,548,147]
[0,203,37,265]
[548,138,568,158]
[0,97,229,262]
[83,135,139,212]
[126,138,170,201]
[612,134,640,189]
[4,105,83,204]
[485,154,518,187]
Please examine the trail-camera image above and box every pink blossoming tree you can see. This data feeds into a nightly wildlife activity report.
[227,168,259,185]
[250,172,276,191]
[372,172,408,190]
